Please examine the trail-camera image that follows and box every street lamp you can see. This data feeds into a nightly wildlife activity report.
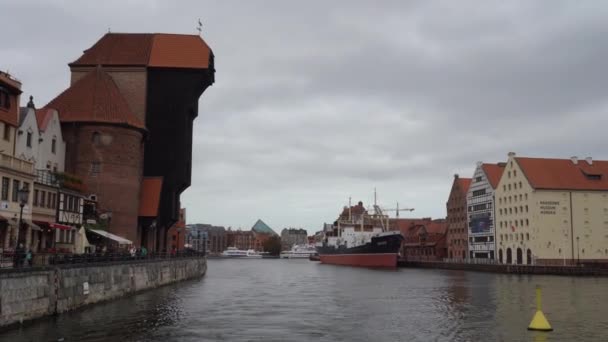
[16,186,30,246]
[576,236,580,265]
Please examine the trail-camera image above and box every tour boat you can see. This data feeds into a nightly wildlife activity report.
[280,244,317,259]
[221,247,263,258]
[316,196,404,268]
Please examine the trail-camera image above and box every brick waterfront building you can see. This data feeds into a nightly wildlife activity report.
[42,33,215,251]
[446,174,471,260]
[167,208,186,252]
[398,218,448,261]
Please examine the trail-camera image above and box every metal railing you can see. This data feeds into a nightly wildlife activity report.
[0,250,206,270]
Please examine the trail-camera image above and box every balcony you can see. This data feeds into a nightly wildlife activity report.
[35,169,60,187]
[0,154,34,175]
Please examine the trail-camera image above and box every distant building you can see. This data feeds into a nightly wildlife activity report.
[466,162,505,260]
[227,229,255,251]
[398,218,447,261]
[446,174,471,260]
[251,219,277,251]
[187,224,226,255]
[280,228,307,250]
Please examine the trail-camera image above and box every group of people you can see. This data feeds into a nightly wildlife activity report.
[13,243,34,268]
[129,245,148,258]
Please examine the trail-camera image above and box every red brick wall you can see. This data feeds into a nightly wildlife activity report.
[63,124,144,243]
[447,178,468,260]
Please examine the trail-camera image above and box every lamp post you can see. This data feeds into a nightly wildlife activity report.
[576,236,580,265]
[16,186,30,247]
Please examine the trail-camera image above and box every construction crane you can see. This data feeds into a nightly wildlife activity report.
[383,202,415,218]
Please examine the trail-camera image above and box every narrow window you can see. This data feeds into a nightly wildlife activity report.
[40,191,46,207]
[46,192,52,208]
[91,162,101,176]
[52,137,57,154]
[11,179,19,202]
[26,132,32,147]
[33,189,39,206]
[3,124,10,141]
[1,177,9,201]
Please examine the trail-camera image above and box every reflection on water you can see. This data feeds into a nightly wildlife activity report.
[2,260,607,342]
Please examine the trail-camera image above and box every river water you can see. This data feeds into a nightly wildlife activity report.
[2,259,607,342]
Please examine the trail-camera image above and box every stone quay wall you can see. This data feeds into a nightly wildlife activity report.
[399,260,608,276]
[0,257,206,327]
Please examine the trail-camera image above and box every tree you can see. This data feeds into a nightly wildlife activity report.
[263,236,282,256]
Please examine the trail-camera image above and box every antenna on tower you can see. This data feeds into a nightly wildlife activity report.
[374,187,377,206]
[197,18,203,35]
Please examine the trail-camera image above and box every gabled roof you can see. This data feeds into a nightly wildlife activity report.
[516,157,608,191]
[35,107,54,131]
[44,68,145,130]
[457,177,472,194]
[482,163,506,189]
[251,219,277,235]
[70,33,212,69]
[139,177,163,217]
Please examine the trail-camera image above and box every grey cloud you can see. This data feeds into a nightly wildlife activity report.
[2,0,607,232]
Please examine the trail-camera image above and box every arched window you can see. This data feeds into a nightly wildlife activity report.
[526,233,529,240]
[509,208,512,214]
[526,219,529,226]
[526,249,532,265]
[520,206,523,212]
[519,181,522,188]
[517,248,523,265]
[506,248,512,264]
[515,207,518,214]
[499,249,504,263]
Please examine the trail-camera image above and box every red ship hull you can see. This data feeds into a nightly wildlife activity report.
[319,253,398,268]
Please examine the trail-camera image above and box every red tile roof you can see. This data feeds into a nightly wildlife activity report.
[44,68,145,130]
[482,163,506,189]
[139,177,163,217]
[35,107,53,131]
[70,33,212,69]
[457,178,472,194]
[516,157,608,191]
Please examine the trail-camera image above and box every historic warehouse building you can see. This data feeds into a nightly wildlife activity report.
[42,33,215,250]
[496,153,608,265]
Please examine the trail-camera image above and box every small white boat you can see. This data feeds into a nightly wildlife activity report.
[221,247,263,258]
[280,244,317,259]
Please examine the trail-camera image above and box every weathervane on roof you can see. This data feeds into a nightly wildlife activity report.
[197,18,202,35]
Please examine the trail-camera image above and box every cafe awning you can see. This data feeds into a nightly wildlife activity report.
[51,223,73,230]
[22,219,42,231]
[87,229,132,245]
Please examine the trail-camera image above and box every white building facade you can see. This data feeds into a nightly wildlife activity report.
[466,162,504,260]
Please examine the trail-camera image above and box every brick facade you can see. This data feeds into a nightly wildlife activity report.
[446,175,471,260]
[63,124,143,243]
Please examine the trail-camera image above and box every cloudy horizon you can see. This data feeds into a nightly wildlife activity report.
[3,1,608,234]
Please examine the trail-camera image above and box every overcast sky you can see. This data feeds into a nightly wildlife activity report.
[2,1,608,234]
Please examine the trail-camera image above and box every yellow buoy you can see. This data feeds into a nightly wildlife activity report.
[528,286,553,331]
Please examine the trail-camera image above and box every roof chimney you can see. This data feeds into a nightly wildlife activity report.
[571,156,578,165]
[508,152,516,158]
[585,157,593,165]
[454,174,459,179]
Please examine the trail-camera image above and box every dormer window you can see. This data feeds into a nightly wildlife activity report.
[0,88,10,109]
[581,170,602,180]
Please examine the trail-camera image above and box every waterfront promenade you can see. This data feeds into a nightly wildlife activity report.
[1,259,607,342]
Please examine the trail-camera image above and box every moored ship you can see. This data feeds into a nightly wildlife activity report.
[316,196,405,268]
